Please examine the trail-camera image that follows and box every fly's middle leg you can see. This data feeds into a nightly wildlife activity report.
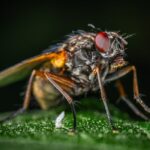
[44,72,77,131]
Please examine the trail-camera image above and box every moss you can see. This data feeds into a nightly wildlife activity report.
[0,100,150,150]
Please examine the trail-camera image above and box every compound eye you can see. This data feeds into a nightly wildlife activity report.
[95,32,110,53]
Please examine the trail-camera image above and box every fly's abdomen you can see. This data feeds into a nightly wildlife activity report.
[32,76,61,110]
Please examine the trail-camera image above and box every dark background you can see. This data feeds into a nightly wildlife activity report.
[0,1,150,115]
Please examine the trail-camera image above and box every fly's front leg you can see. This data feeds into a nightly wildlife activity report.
[96,67,115,130]
[115,80,148,120]
[105,65,150,114]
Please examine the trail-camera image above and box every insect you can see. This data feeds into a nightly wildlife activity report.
[0,25,149,131]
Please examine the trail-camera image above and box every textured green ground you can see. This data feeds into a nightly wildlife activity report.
[0,99,150,150]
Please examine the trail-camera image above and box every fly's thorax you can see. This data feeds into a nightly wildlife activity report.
[58,32,102,94]
[65,32,96,53]
[65,47,100,83]
[64,32,101,71]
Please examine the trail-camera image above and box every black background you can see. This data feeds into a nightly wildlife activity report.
[0,1,150,114]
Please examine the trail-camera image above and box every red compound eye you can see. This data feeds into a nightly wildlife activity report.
[95,32,110,53]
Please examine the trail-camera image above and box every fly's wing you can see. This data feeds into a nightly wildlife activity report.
[0,53,54,87]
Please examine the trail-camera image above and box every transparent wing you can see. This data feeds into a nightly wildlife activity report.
[0,53,54,87]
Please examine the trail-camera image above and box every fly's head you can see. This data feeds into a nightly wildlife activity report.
[94,31,128,71]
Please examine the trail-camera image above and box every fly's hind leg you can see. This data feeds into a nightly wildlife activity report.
[0,70,37,123]
[115,80,148,120]
[0,70,77,130]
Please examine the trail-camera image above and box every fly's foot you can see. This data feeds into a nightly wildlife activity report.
[135,96,150,114]
[0,108,26,123]
[112,127,119,134]
[68,128,77,135]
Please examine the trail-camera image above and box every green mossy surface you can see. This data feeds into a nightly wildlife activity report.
[0,99,150,150]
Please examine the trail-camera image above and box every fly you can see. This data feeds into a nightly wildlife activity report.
[0,25,149,131]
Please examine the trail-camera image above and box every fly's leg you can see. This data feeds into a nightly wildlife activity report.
[115,80,148,120]
[0,70,77,130]
[105,65,150,114]
[0,70,36,123]
[44,72,76,131]
[96,67,115,130]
